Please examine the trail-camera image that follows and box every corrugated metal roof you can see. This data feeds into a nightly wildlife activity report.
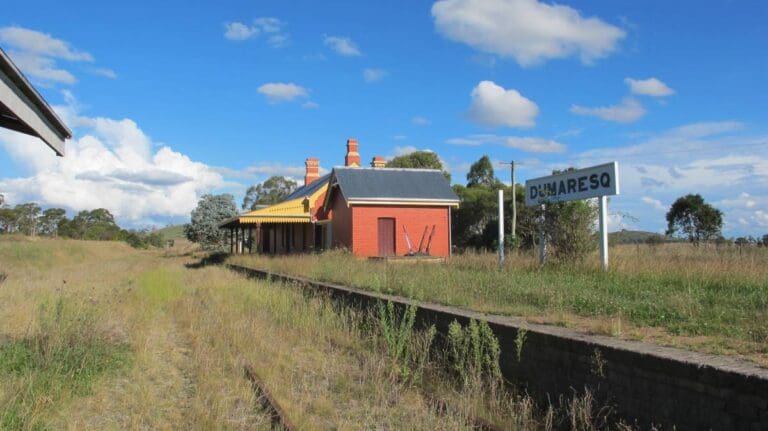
[283,173,331,201]
[332,167,459,203]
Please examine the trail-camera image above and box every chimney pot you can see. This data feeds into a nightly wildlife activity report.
[304,157,320,186]
[345,138,361,167]
[371,156,386,168]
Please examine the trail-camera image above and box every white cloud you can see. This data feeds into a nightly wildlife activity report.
[301,101,319,109]
[363,68,388,82]
[0,26,92,61]
[641,196,666,211]
[324,36,361,56]
[0,96,224,224]
[446,134,565,153]
[93,68,117,79]
[257,82,308,103]
[0,26,114,85]
[504,137,566,153]
[224,22,258,40]
[7,52,77,84]
[570,97,645,123]
[564,121,768,236]
[412,116,430,126]
[625,77,674,97]
[253,17,283,33]
[393,135,407,141]
[431,0,625,66]
[467,80,538,128]
[224,18,288,46]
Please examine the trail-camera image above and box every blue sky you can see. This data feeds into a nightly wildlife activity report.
[1,0,767,236]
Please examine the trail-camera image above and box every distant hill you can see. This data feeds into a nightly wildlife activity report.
[156,224,185,240]
[609,230,669,244]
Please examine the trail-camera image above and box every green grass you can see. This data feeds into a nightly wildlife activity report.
[155,224,186,241]
[0,298,130,430]
[231,246,768,361]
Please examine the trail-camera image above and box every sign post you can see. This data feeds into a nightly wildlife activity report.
[498,189,504,267]
[598,195,609,271]
[524,162,619,270]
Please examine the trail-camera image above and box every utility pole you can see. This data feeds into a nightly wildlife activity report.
[498,161,516,242]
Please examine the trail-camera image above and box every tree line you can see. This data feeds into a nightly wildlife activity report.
[0,194,164,249]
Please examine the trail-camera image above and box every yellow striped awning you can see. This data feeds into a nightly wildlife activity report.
[220,179,329,227]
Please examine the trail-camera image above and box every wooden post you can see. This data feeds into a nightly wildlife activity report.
[230,227,234,254]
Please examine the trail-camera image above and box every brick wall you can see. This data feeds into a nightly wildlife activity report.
[350,205,450,257]
[330,195,352,249]
[228,265,768,430]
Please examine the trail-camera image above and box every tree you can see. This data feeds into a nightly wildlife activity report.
[0,206,17,233]
[386,150,451,181]
[242,176,297,210]
[185,194,239,250]
[38,208,68,236]
[466,155,498,188]
[666,194,723,245]
[60,208,121,240]
[13,203,41,235]
[0,194,4,207]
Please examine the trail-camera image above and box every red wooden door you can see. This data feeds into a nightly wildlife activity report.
[377,218,395,256]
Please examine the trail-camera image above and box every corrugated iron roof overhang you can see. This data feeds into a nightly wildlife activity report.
[0,48,71,156]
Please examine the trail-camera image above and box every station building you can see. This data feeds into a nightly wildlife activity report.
[220,139,459,257]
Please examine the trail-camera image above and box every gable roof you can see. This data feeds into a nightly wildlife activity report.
[0,48,71,156]
[326,167,459,207]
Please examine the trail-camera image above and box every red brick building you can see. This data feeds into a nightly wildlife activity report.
[221,138,459,257]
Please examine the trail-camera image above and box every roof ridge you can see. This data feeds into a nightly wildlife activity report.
[332,166,442,172]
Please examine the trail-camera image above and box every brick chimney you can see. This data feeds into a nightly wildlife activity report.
[304,157,320,186]
[345,138,361,167]
[371,156,386,168]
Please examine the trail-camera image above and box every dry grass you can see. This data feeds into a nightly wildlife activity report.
[1,237,615,429]
[230,243,768,367]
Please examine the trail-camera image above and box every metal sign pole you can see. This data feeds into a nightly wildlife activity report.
[511,160,516,243]
[539,204,546,265]
[498,189,504,267]
[599,195,609,271]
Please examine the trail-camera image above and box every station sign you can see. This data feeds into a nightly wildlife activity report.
[525,162,619,207]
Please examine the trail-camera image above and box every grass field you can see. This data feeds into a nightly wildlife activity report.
[0,237,614,429]
[231,244,768,367]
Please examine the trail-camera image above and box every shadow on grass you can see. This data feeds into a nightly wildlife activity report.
[184,252,230,269]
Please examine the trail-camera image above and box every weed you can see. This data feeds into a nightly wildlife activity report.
[591,348,606,378]
[446,319,502,387]
[375,301,435,383]
[515,328,528,362]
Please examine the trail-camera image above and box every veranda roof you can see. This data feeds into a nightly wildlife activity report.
[219,176,329,227]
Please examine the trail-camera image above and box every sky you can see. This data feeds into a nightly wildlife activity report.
[1,0,767,236]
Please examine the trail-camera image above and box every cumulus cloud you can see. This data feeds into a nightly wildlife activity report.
[0,97,224,225]
[223,17,288,46]
[446,134,565,153]
[0,26,92,61]
[431,0,625,66]
[363,68,388,82]
[412,116,430,126]
[92,68,117,79]
[0,26,114,85]
[625,77,674,97]
[467,80,538,128]
[570,97,645,123]
[257,82,308,103]
[324,36,361,56]
[224,22,258,40]
[641,196,666,211]
[564,121,768,236]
